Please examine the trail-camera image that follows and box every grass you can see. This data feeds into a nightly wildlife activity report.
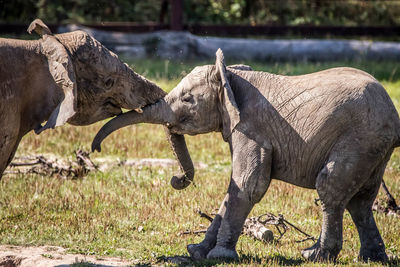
[1,59,400,266]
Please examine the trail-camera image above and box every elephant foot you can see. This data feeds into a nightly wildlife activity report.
[359,247,388,263]
[301,242,337,262]
[187,243,210,261]
[207,245,238,261]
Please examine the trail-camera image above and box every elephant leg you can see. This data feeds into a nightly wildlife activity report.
[0,134,20,179]
[301,206,345,262]
[0,117,21,179]
[302,138,388,262]
[205,131,272,260]
[187,195,226,260]
[346,158,389,262]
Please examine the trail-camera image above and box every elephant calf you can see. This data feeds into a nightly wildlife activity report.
[92,49,400,262]
[0,19,193,182]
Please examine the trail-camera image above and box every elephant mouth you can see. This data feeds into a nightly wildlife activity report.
[105,99,123,116]
[166,124,184,135]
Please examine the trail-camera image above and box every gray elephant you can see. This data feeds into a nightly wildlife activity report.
[0,19,194,184]
[92,49,400,262]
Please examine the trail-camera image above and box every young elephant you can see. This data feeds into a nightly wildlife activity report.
[0,19,193,183]
[92,49,400,262]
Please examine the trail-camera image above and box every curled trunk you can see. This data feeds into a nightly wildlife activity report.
[164,129,194,189]
[92,100,194,190]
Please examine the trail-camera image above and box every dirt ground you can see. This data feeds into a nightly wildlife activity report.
[0,245,133,267]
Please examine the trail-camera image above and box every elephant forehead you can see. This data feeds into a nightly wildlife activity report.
[191,65,209,75]
[185,66,213,89]
[168,65,213,101]
[171,76,195,93]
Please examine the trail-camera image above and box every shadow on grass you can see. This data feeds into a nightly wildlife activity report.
[65,254,400,267]
[387,256,400,267]
[156,253,305,266]
[239,254,305,266]
[65,262,127,267]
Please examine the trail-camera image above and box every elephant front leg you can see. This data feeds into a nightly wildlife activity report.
[187,195,227,260]
[204,131,272,260]
[0,121,20,179]
[187,131,272,261]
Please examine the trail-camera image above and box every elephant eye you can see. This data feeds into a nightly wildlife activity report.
[182,94,194,104]
[105,77,114,89]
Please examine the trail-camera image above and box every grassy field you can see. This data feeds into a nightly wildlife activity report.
[1,59,400,266]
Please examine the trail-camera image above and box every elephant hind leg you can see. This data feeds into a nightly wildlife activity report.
[302,141,388,262]
[346,159,389,262]
[301,206,345,262]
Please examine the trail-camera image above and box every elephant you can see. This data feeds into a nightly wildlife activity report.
[0,18,194,185]
[91,49,400,262]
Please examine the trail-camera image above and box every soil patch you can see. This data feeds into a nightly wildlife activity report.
[0,245,132,267]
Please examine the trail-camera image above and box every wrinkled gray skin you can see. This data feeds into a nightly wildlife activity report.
[92,49,400,262]
[0,19,193,185]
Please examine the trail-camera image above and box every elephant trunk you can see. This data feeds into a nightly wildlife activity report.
[92,99,170,151]
[124,65,167,109]
[164,129,194,190]
[92,100,194,190]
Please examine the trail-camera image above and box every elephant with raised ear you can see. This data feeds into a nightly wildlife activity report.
[0,18,194,185]
[92,49,400,262]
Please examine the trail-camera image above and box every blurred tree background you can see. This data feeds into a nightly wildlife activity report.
[0,0,399,26]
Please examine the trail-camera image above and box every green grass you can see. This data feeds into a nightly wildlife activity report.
[1,59,400,266]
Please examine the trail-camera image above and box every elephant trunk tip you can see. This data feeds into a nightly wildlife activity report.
[91,136,102,153]
[170,170,194,190]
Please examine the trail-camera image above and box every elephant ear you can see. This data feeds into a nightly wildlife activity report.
[215,49,240,141]
[29,20,77,134]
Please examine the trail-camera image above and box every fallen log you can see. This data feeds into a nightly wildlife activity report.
[6,151,208,178]
[182,210,315,244]
[243,216,274,243]
[7,150,96,179]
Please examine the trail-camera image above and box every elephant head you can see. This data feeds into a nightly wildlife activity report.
[24,19,194,188]
[92,49,244,189]
[28,19,166,133]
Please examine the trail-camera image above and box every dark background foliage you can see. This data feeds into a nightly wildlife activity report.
[0,0,399,26]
